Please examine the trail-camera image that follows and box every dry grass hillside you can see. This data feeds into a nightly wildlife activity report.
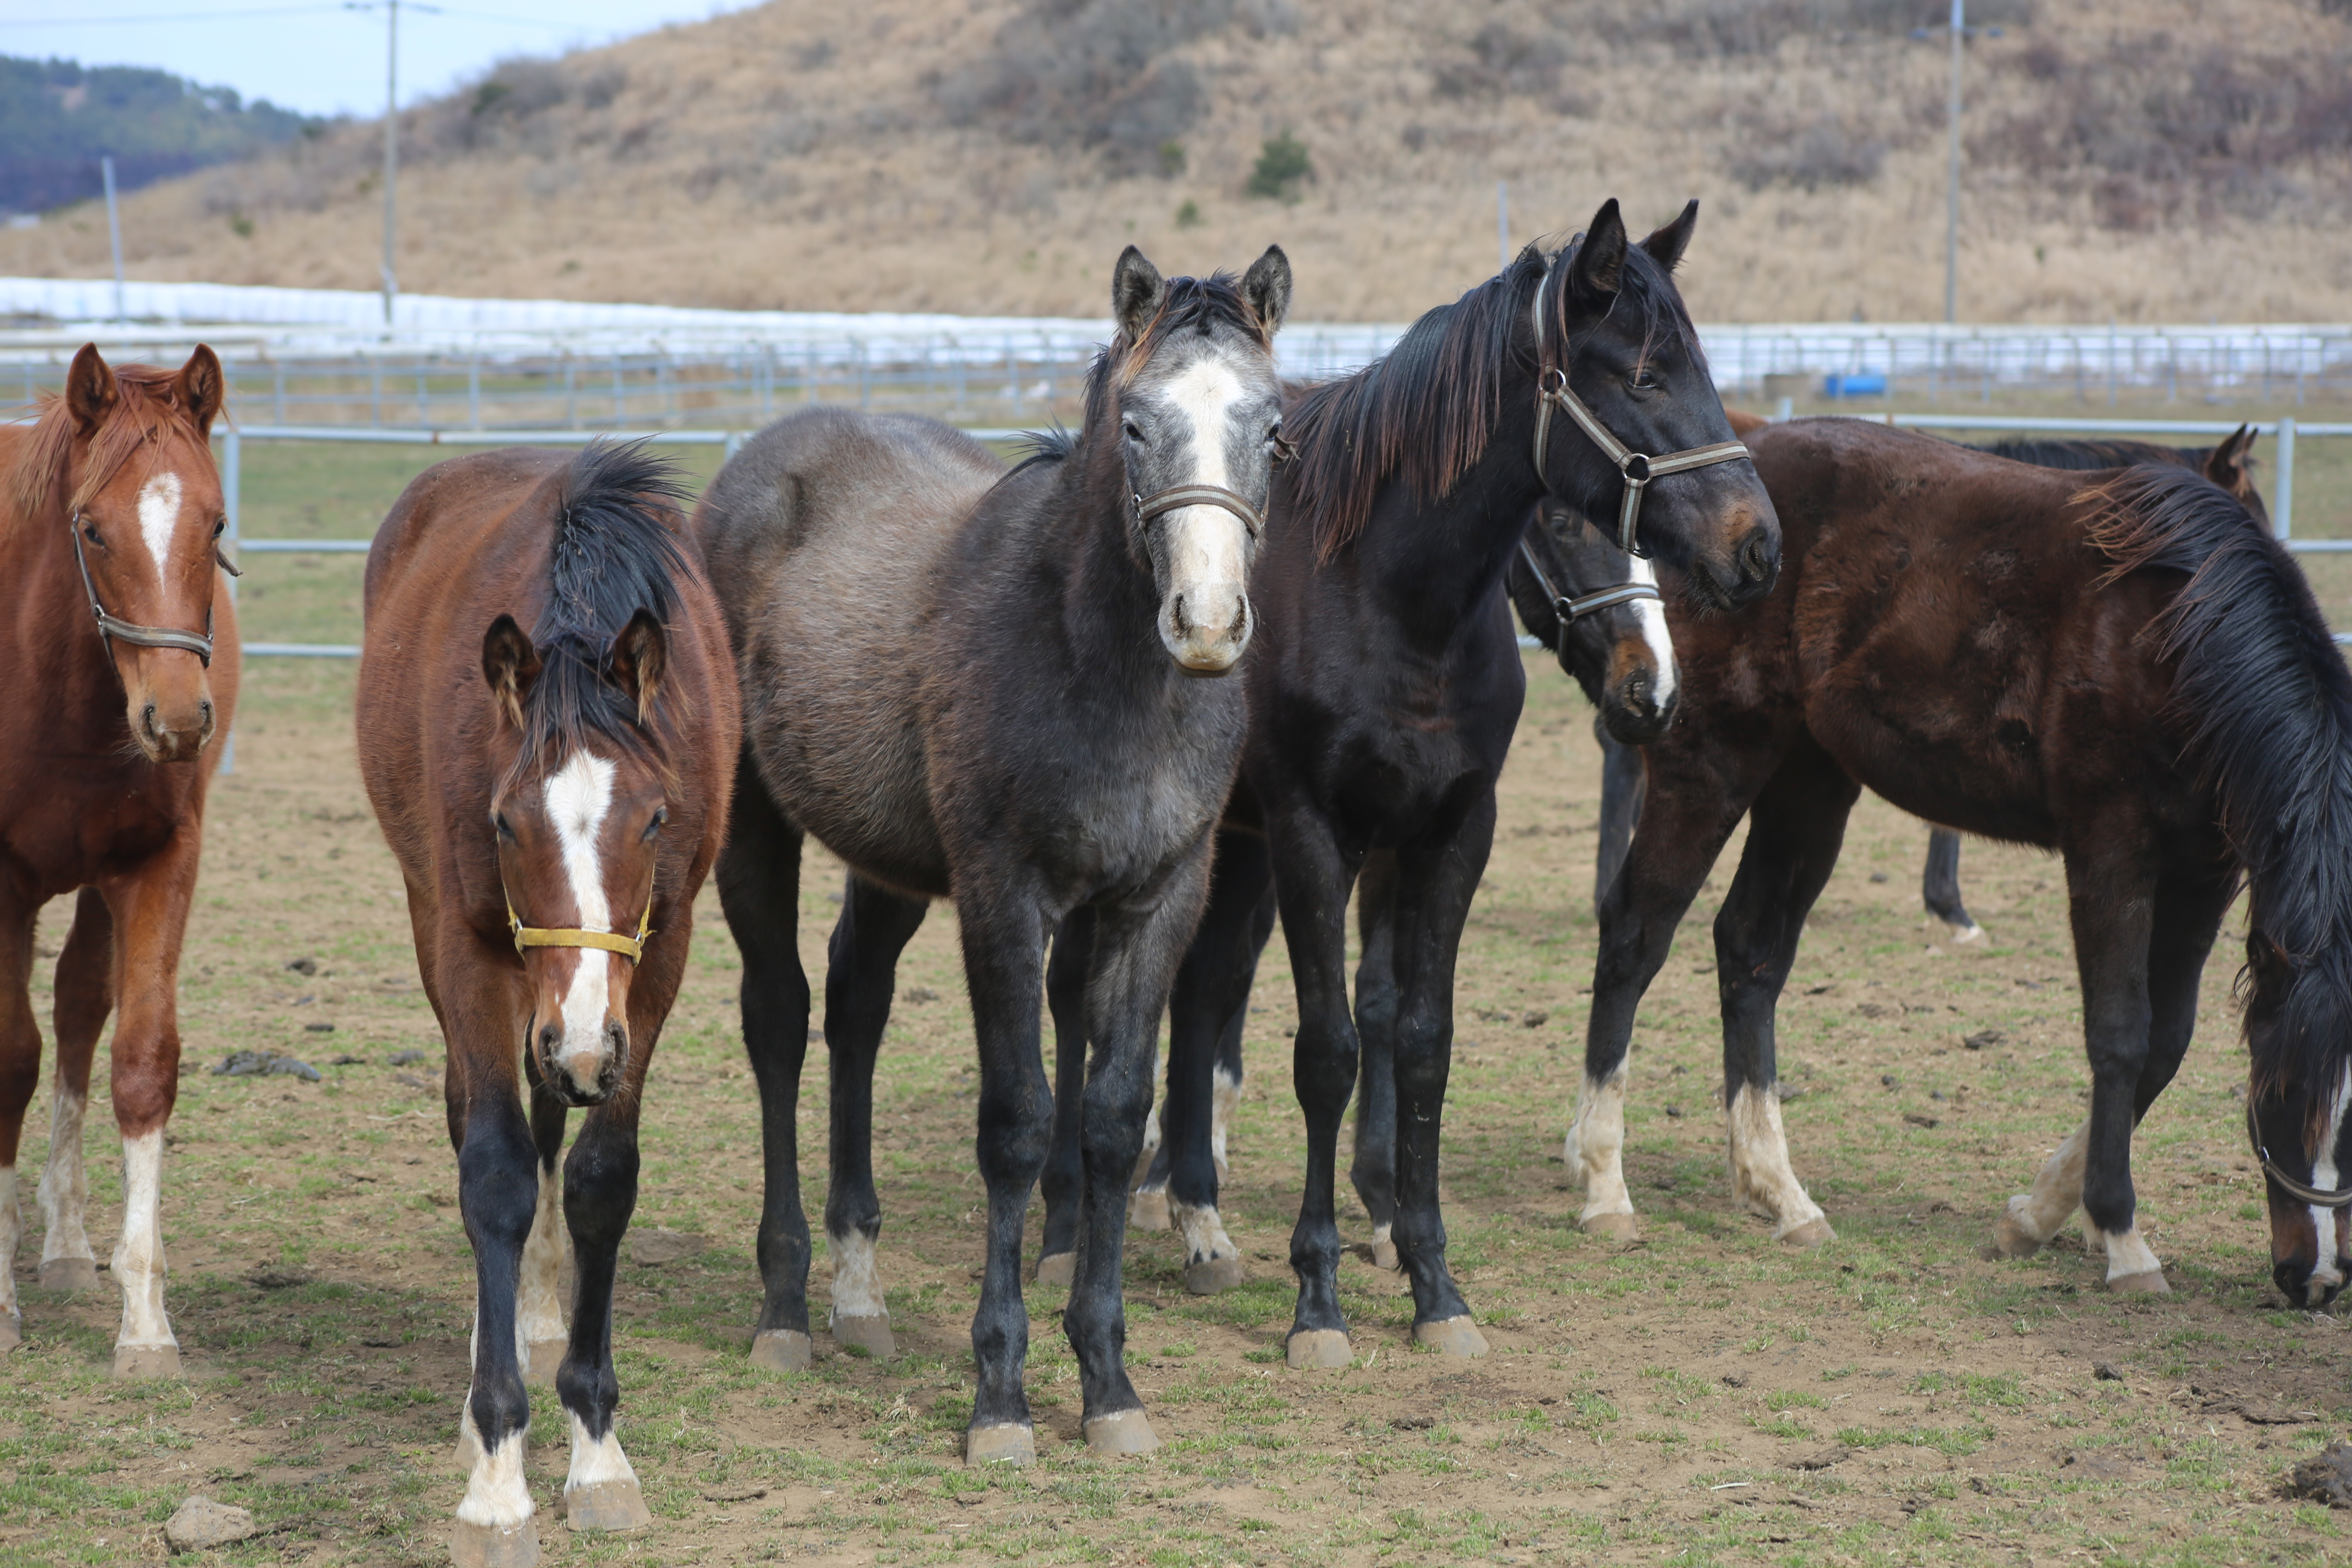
[7,0,2351,321]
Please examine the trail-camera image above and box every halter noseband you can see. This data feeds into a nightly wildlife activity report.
[1516,536,1661,626]
[69,508,227,668]
[1530,368,1754,559]
[2247,1098,2352,1209]
[1132,484,1267,540]
[506,883,656,965]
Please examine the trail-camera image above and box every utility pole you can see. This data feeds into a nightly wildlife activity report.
[1944,0,1963,324]
[101,154,125,325]
[381,0,399,326]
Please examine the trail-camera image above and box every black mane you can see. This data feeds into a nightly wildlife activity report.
[1284,233,1702,555]
[2087,466,2352,1107]
[512,439,691,780]
[1976,437,2216,473]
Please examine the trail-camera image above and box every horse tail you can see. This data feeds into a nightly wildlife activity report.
[2085,465,2352,1105]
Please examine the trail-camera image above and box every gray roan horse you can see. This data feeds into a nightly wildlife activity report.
[697,246,1291,1463]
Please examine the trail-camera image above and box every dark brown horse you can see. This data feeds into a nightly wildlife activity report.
[358,441,736,1566]
[0,344,234,1374]
[1570,418,2352,1305]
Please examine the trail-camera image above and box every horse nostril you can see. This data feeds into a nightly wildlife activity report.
[537,1021,563,1059]
[1739,529,1775,585]
[141,703,158,736]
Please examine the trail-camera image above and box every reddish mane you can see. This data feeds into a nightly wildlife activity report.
[7,362,207,526]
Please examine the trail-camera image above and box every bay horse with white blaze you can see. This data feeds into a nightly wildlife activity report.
[1571,418,2352,1305]
[0,343,235,1374]
[358,441,736,1566]
[701,247,1290,1464]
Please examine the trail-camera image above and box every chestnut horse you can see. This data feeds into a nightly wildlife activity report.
[0,344,235,1373]
[358,441,735,1566]
[1570,419,2352,1305]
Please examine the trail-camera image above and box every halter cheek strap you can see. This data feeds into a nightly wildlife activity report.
[1516,537,1662,626]
[69,509,220,666]
[2247,1099,2352,1210]
[1531,369,1755,559]
[506,886,656,964]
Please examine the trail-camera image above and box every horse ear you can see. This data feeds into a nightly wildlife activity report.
[481,613,543,730]
[608,608,667,726]
[1112,246,1167,344]
[1566,199,1627,307]
[2206,424,2258,501]
[1241,245,1292,338]
[64,343,117,439]
[1638,200,1700,274]
[175,345,225,437]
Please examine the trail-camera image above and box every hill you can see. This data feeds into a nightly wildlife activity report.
[0,55,320,219]
[2,0,2348,323]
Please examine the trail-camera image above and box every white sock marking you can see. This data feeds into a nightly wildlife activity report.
[1626,557,1678,709]
[0,1165,19,1327]
[517,1161,568,1352]
[2005,1119,2089,1245]
[1568,1066,1635,1223]
[1210,1063,1241,1179]
[566,1411,640,1491]
[544,751,620,1085]
[2103,1225,2163,1283]
[828,1227,886,1321]
[1725,1082,1826,1236]
[38,1085,92,1266]
[1170,1197,1238,1266]
[456,1422,534,1530]
[112,1131,174,1352]
[136,471,185,590]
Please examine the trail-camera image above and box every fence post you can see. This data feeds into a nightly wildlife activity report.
[2275,416,2296,542]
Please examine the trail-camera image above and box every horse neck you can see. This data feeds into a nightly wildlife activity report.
[1054,428,1171,682]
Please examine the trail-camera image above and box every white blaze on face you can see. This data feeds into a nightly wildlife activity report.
[2306,1074,2352,1301]
[1627,556,1678,709]
[1154,356,1254,670]
[135,472,185,590]
[111,1131,175,1353]
[544,750,620,1077]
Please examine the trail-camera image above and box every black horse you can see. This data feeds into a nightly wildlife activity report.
[1046,200,1779,1365]
[1593,424,2263,934]
[699,247,1292,1463]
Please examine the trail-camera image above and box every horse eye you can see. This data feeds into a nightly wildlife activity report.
[1628,368,1658,391]
[1122,420,1145,443]
[82,523,101,544]
[1265,421,1282,444]
[493,814,515,841]
[644,807,668,840]
[212,517,226,538]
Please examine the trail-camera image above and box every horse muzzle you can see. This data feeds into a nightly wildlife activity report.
[1161,584,1252,674]
[1599,667,1673,746]
[130,692,216,765]
[532,1013,628,1106]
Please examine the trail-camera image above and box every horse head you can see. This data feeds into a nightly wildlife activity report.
[1513,500,1679,744]
[45,343,229,763]
[1537,200,1779,613]
[1108,243,1291,673]
[481,608,672,1107]
[2243,929,2352,1307]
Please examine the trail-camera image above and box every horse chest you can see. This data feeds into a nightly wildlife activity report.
[2,765,186,892]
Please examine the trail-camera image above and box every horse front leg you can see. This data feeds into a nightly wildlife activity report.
[1038,908,1096,1278]
[97,851,197,1379]
[954,881,1053,1466]
[517,1071,570,1385]
[821,875,928,1359]
[0,892,40,1350]
[557,1094,651,1535]
[1592,722,1646,920]
[1348,851,1401,1272]
[1266,806,1363,1370]
[38,889,109,1295]
[1921,828,1982,942]
[1065,854,1213,1452]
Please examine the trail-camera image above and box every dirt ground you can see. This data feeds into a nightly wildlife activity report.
[8,622,2352,1568]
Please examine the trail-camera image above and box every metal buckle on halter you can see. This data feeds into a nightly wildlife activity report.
[1131,484,1267,540]
[2246,1099,2352,1209]
[68,508,218,667]
[1515,536,1661,626]
[505,885,657,964]
[1529,367,1755,560]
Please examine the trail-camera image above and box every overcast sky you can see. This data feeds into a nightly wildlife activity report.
[0,0,762,119]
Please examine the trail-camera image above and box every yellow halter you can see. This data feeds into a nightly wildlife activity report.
[505,885,655,964]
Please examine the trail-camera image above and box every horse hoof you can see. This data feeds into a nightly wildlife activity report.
[524,1340,565,1386]
[566,1479,651,1533]
[965,1423,1036,1468]
[1285,1330,1353,1370]
[1990,1207,2044,1259]
[450,1518,539,1568]
[112,1343,182,1379]
[1129,1189,1172,1231]
[1949,921,1986,944]
[749,1330,812,1372]
[2108,1269,2171,1296]
[0,1310,19,1353]
[1369,1238,1401,1272]
[1412,1316,1489,1359]
[832,1314,894,1359]
[38,1257,98,1294]
[1580,1212,1638,1241]
[1082,1409,1162,1455]
[1779,1218,1837,1249]
[1033,1252,1075,1287]
[1183,1257,1245,1295]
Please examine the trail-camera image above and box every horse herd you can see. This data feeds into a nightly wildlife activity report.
[4,199,2349,1567]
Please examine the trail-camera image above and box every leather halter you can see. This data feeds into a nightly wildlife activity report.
[1530,368,1754,559]
[1132,484,1267,540]
[506,883,656,964]
[69,508,223,667]
[1516,536,1661,625]
[2247,1099,2352,1210]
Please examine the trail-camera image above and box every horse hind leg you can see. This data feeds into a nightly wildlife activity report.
[1349,851,1401,1271]
[38,890,109,1294]
[0,896,44,1350]
[1039,909,1097,1281]
[1921,828,1984,943]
